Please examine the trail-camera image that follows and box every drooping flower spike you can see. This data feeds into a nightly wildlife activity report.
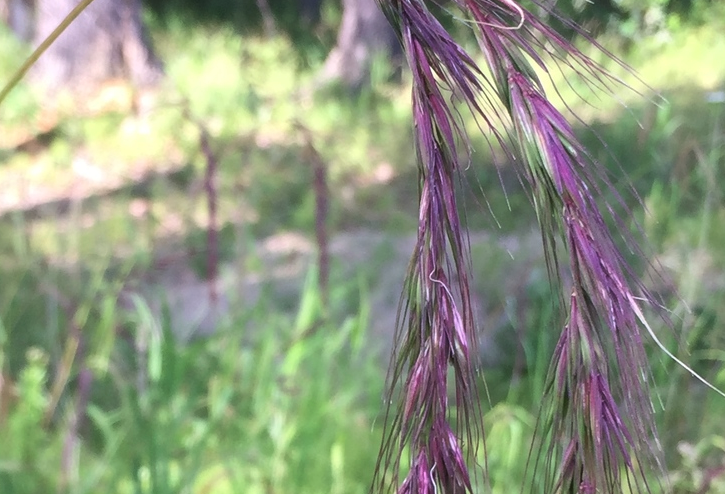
[371,2,490,493]
[373,1,725,493]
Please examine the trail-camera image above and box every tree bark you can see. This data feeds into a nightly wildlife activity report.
[319,0,401,91]
[30,0,162,91]
[299,0,323,26]
[3,0,34,42]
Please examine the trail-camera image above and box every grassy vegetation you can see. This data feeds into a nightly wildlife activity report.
[0,7,724,493]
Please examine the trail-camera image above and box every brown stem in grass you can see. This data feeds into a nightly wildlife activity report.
[296,122,330,306]
[61,365,92,490]
[255,0,277,37]
[199,125,219,302]
[698,464,725,494]
[39,280,80,426]
[37,280,93,491]
[180,102,222,303]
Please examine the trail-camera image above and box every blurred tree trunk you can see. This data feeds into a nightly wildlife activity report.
[2,0,34,42]
[299,0,323,26]
[30,0,162,91]
[319,0,401,90]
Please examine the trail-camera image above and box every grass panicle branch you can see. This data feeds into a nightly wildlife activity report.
[463,4,671,489]
[372,1,490,493]
[464,1,675,491]
[372,0,697,492]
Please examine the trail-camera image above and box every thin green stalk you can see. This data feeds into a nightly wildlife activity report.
[0,0,97,105]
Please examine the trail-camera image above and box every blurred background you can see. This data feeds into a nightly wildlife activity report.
[0,0,724,492]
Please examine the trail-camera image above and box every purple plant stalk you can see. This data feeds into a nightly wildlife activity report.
[371,1,496,492]
[464,4,664,490]
[373,1,725,493]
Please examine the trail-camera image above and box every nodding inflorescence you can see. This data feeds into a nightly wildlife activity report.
[370,1,725,493]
